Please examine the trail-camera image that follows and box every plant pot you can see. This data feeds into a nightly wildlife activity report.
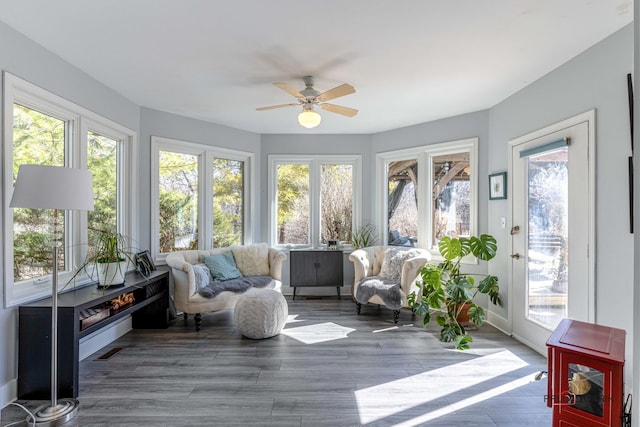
[454,302,472,326]
[97,260,128,288]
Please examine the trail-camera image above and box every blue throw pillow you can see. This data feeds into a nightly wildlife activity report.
[203,252,242,281]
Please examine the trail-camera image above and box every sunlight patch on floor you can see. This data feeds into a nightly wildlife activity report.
[285,314,305,324]
[393,373,540,426]
[355,349,529,424]
[281,322,356,344]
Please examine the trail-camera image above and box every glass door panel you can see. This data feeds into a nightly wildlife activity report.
[526,147,568,330]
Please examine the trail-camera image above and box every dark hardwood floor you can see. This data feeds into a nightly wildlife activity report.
[2,298,551,426]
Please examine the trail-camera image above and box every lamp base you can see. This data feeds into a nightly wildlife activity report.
[27,398,79,426]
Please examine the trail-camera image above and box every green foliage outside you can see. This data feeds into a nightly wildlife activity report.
[212,158,244,247]
[276,163,354,245]
[276,164,310,244]
[12,104,125,283]
[158,152,244,251]
[12,104,65,281]
[87,131,117,244]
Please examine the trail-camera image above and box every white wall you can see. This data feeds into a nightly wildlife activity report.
[489,24,634,386]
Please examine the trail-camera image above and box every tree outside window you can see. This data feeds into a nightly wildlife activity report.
[158,151,199,252]
[321,164,353,244]
[276,164,310,245]
[213,158,244,247]
[12,103,65,282]
[273,157,358,247]
[87,131,118,246]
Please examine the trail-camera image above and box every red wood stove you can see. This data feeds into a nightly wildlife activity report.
[546,318,625,426]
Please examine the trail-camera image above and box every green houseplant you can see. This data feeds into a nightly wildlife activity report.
[70,231,141,288]
[408,234,501,350]
[351,224,378,249]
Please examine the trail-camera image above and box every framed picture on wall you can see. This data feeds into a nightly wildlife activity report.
[489,172,507,200]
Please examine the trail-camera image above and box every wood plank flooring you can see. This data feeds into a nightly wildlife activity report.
[2,298,552,426]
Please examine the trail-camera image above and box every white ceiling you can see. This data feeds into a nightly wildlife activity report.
[0,1,632,134]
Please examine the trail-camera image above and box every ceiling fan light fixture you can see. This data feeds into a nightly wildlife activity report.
[298,108,321,128]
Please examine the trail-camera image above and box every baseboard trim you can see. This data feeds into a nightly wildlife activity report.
[510,332,547,357]
[0,378,17,410]
[79,316,132,360]
[486,311,510,336]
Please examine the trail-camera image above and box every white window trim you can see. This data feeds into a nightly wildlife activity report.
[2,72,137,307]
[268,154,362,249]
[150,136,255,263]
[375,137,478,260]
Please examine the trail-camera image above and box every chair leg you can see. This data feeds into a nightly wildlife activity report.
[194,313,202,331]
[356,302,362,315]
[393,310,400,323]
[183,313,188,321]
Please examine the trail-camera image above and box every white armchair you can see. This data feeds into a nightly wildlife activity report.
[349,246,431,322]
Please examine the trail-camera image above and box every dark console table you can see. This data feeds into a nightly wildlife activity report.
[18,269,170,399]
[290,249,344,299]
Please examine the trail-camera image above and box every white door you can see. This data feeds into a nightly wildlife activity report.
[509,111,594,354]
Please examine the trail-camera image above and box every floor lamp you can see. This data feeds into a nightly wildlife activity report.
[10,165,94,426]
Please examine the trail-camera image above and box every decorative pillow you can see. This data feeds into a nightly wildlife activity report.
[203,252,242,281]
[379,248,422,283]
[192,264,212,291]
[231,243,270,276]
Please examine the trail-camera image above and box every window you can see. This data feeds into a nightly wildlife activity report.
[276,163,310,245]
[87,131,119,246]
[213,158,244,247]
[431,152,471,246]
[387,160,418,246]
[269,155,361,248]
[321,164,353,244]
[12,104,66,283]
[377,138,477,257]
[151,136,253,260]
[3,73,136,307]
[158,150,199,252]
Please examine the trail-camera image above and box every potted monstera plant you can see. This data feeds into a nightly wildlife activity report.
[408,234,501,350]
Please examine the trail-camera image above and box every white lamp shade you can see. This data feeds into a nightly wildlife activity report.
[298,109,321,128]
[10,165,94,211]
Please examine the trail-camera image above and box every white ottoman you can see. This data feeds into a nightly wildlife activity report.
[234,288,288,339]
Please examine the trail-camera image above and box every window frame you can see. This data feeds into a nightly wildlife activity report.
[2,72,137,307]
[268,154,362,248]
[150,136,254,263]
[375,138,478,260]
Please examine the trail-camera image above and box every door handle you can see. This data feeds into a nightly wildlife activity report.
[511,253,521,260]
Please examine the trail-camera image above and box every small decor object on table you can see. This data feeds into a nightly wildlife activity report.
[135,250,156,276]
[110,292,135,312]
[327,239,339,250]
[489,171,507,200]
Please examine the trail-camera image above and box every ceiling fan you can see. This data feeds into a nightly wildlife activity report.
[256,76,358,128]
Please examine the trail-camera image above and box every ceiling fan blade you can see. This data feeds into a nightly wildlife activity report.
[321,103,358,117]
[317,83,355,102]
[273,82,305,99]
[256,103,299,111]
